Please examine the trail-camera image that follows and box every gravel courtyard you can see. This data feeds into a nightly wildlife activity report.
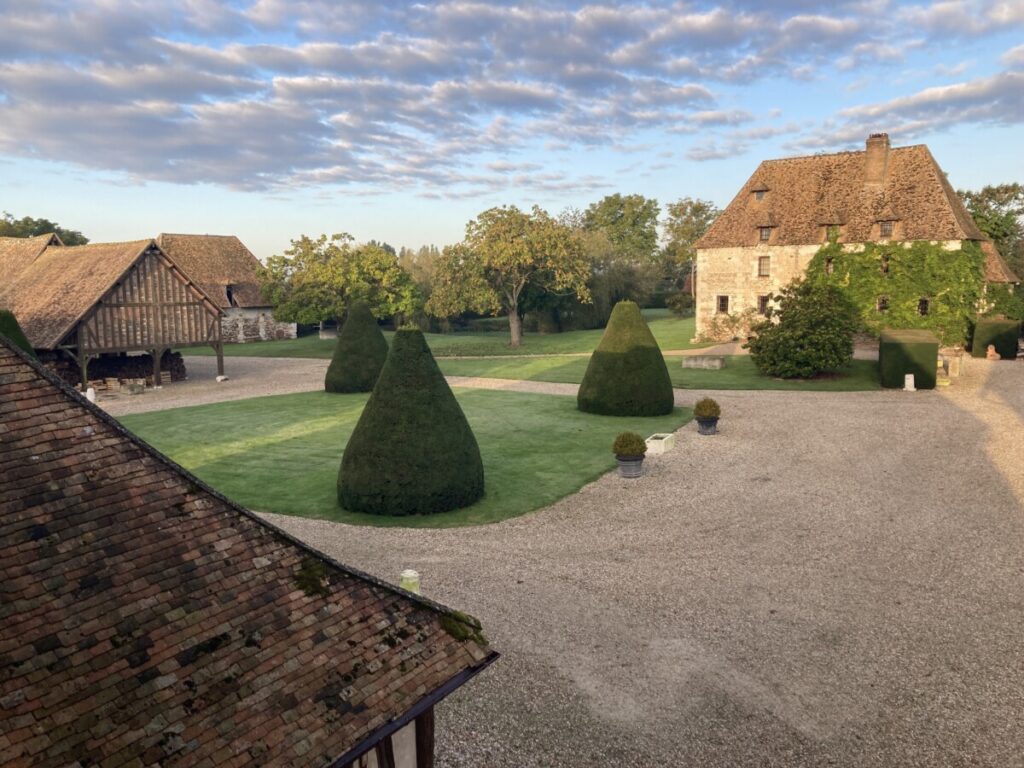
[255,358,1024,768]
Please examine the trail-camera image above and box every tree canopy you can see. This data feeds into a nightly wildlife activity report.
[0,212,89,245]
[259,233,420,325]
[583,193,661,263]
[958,183,1024,278]
[660,197,719,287]
[426,205,590,347]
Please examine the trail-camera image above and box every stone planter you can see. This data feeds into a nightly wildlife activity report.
[645,433,675,455]
[616,455,644,478]
[696,417,719,435]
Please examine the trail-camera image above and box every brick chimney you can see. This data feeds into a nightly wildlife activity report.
[864,133,890,184]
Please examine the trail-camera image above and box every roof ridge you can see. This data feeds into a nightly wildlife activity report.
[0,332,470,621]
[762,144,927,164]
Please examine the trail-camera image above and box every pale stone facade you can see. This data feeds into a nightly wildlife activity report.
[221,307,297,343]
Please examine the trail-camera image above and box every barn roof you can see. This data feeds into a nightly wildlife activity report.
[0,336,497,768]
[0,233,63,281]
[157,233,267,308]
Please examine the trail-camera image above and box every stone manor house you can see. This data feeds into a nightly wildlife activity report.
[693,133,1019,338]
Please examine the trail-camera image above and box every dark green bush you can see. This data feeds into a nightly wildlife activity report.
[693,397,721,419]
[971,316,1019,359]
[612,431,647,457]
[337,329,484,516]
[746,281,858,378]
[0,309,35,357]
[666,291,695,317]
[879,329,939,389]
[577,301,674,416]
[324,302,389,393]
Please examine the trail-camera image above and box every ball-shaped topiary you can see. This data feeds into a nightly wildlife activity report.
[338,329,484,515]
[324,302,389,393]
[0,309,35,358]
[577,301,674,416]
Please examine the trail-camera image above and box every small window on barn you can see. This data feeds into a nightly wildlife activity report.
[758,256,771,277]
[876,296,889,313]
[226,285,239,307]
[754,189,767,201]
[759,227,772,242]
[757,295,770,315]
[918,298,930,316]
[825,257,835,275]
[717,295,730,314]
[879,220,894,238]
[880,254,890,275]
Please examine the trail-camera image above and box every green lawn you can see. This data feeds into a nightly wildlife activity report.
[185,310,708,358]
[121,389,691,528]
[438,354,880,391]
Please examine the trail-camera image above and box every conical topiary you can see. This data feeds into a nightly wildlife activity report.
[324,302,389,393]
[338,329,484,515]
[577,300,674,416]
[0,309,35,358]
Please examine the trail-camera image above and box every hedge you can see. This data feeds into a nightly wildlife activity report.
[879,329,939,389]
[577,300,674,416]
[324,302,389,393]
[0,309,35,358]
[337,329,484,516]
[971,316,1019,359]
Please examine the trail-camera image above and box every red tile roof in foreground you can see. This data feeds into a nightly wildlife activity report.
[0,337,496,768]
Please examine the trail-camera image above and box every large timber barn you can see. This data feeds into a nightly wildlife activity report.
[0,236,224,387]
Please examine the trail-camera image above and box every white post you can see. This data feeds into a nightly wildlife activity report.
[85,387,96,403]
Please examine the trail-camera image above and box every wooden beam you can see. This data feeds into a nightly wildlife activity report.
[375,735,396,768]
[214,342,224,377]
[415,709,435,768]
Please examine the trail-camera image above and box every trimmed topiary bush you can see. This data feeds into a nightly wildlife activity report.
[746,280,858,379]
[338,329,484,516]
[0,309,35,358]
[971,316,1019,359]
[577,301,674,416]
[693,397,721,419]
[879,329,939,389]
[324,302,389,393]
[612,431,647,458]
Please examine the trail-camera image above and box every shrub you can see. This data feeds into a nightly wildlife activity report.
[577,301,674,416]
[612,431,647,457]
[971,316,1019,359]
[879,329,939,389]
[666,291,695,317]
[0,309,35,358]
[746,280,858,379]
[337,329,484,515]
[324,302,389,393]
[693,397,721,419]
[697,308,759,343]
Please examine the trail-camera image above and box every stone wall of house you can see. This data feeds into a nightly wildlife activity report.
[221,308,297,343]
[695,243,821,340]
[694,240,966,340]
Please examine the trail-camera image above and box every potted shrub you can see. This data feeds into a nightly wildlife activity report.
[612,431,647,478]
[693,397,721,435]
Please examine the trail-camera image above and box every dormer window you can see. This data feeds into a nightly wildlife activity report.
[758,227,772,242]
[755,190,766,201]
[824,224,841,242]
[226,284,239,307]
[879,220,894,238]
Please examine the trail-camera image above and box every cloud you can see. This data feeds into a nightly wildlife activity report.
[0,0,1021,196]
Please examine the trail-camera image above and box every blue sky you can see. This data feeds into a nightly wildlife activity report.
[1,0,1022,259]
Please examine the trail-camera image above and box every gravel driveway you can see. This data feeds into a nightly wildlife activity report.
[256,358,1024,768]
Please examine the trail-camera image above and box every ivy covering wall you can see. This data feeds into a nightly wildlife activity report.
[806,239,985,345]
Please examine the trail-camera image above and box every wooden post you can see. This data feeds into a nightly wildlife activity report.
[415,709,435,768]
[374,736,396,768]
[79,353,91,391]
[152,348,165,387]
[214,342,224,377]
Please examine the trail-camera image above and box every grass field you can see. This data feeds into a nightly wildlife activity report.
[121,389,691,528]
[184,310,709,358]
[438,354,880,391]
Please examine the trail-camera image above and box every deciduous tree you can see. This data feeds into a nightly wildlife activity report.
[661,197,719,289]
[426,206,590,347]
[959,183,1024,278]
[583,193,661,263]
[0,211,89,245]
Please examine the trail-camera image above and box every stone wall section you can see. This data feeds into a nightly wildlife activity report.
[221,307,297,343]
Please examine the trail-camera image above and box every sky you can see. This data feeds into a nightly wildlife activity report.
[1,0,1022,260]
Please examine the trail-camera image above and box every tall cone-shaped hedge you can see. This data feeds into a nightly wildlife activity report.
[0,309,35,358]
[324,302,389,393]
[338,329,484,515]
[577,300,673,416]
